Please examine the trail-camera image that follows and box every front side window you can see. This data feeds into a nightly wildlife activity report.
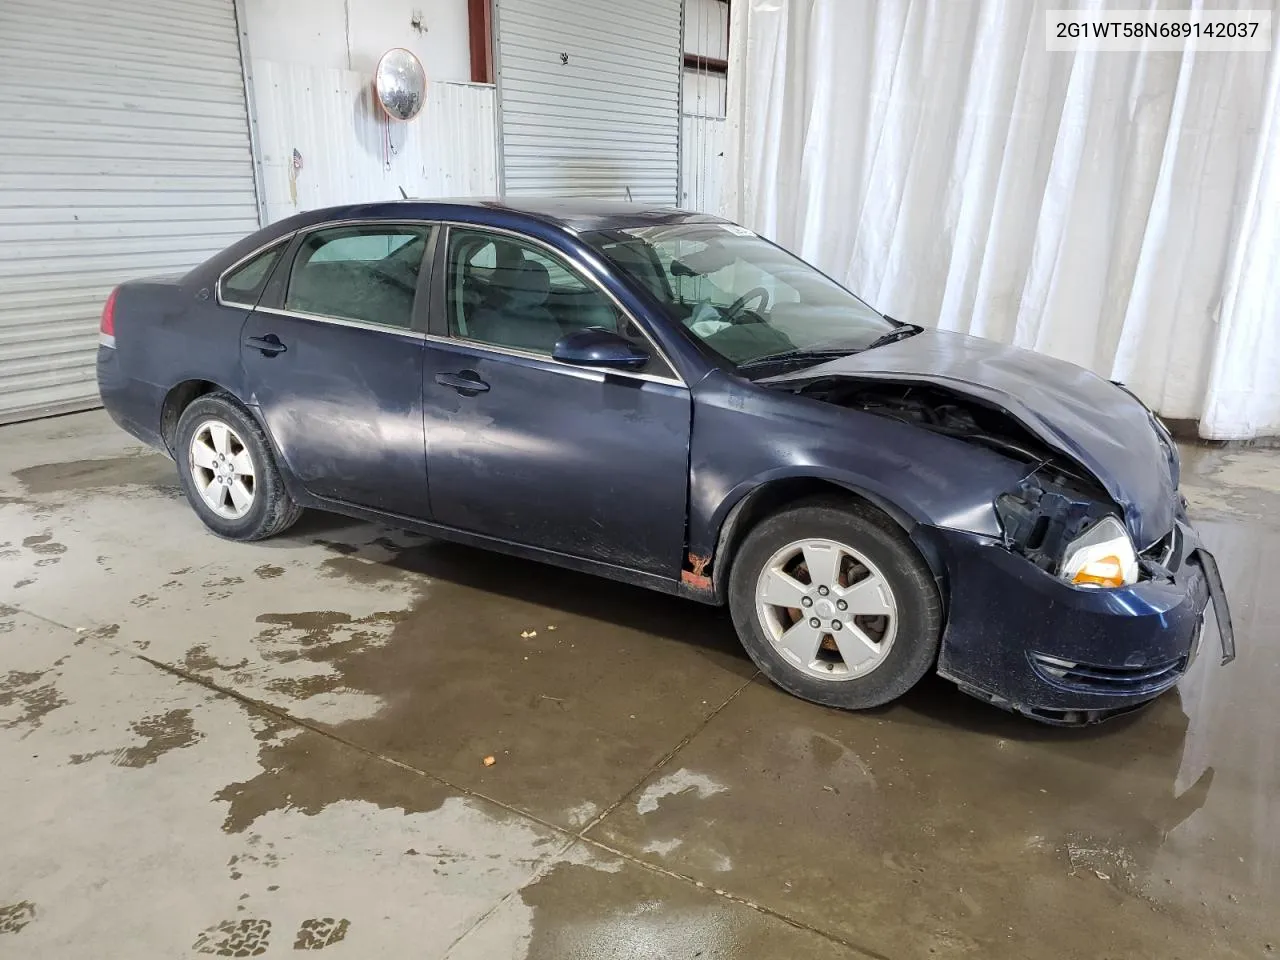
[222,242,285,304]
[446,229,627,355]
[586,224,895,369]
[285,224,431,329]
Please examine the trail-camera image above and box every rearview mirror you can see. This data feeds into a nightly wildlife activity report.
[552,328,650,372]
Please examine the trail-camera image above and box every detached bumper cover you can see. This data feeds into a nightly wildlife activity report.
[1196,546,1235,664]
[922,519,1226,724]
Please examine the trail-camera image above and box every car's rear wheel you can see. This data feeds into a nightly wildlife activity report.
[174,393,301,541]
[728,497,942,710]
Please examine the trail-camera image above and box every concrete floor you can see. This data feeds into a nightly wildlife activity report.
[1,411,1277,959]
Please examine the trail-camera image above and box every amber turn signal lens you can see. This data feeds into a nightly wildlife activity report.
[1071,554,1126,588]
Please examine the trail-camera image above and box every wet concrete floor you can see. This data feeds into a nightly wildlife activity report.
[0,410,1276,958]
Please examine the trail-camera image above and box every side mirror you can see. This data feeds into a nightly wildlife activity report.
[552,328,650,372]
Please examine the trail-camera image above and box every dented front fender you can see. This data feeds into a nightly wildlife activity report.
[687,370,1030,563]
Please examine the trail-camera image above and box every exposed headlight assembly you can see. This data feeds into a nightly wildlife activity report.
[1060,515,1139,589]
[996,477,1140,588]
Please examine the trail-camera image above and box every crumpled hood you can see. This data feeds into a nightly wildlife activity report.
[766,330,1175,547]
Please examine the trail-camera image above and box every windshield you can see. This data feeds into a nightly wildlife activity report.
[585,223,895,368]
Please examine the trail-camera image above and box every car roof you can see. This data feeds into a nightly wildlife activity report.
[417,197,728,232]
[199,197,729,286]
[283,198,725,234]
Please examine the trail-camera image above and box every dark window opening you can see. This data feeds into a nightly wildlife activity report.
[284,224,432,329]
[222,243,286,304]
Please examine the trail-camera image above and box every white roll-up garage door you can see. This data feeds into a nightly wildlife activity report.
[495,0,682,203]
[0,0,262,424]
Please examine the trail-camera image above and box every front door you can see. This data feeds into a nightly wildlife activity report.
[240,222,434,518]
[421,227,691,578]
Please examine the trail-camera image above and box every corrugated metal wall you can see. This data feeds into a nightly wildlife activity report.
[0,0,261,423]
[495,0,683,203]
[251,63,498,223]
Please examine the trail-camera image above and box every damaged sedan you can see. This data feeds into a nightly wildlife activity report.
[97,200,1233,725]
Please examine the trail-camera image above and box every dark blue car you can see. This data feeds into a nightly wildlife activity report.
[96,199,1233,725]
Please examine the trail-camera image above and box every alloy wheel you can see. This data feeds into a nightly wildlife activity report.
[754,537,898,681]
[189,419,256,520]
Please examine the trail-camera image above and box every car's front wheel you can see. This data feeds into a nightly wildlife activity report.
[728,497,942,710]
[174,393,302,541]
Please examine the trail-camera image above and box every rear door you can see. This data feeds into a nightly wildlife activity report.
[238,222,435,518]
[421,225,692,578]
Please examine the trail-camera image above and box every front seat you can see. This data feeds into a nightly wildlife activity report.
[468,259,561,353]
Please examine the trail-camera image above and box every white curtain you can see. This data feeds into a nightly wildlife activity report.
[722,0,1280,439]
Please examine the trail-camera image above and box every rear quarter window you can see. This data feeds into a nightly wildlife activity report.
[221,243,286,305]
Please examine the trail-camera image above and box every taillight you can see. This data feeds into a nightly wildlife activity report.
[101,287,118,337]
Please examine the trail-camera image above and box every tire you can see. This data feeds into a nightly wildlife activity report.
[728,496,942,710]
[174,392,302,541]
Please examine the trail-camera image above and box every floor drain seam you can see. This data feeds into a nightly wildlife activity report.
[12,605,86,636]
[576,671,758,839]
[28,601,748,849]
[133,653,572,838]
[439,888,519,958]
[439,838,576,959]
[580,836,892,960]
[130,656,878,957]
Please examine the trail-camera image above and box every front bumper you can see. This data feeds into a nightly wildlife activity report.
[922,518,1224,725]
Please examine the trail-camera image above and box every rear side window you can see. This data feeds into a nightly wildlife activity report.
[221,243,285,305]
[285,224,432,329]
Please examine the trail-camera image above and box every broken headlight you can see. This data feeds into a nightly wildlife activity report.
[995,478,1138,588]
[1060,516,1139,589]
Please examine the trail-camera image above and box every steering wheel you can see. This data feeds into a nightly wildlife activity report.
[723,286,771,322]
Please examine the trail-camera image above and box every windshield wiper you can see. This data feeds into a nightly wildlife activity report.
[737,321,923,373]
[737,348,854,371]
[862,323,923,351]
